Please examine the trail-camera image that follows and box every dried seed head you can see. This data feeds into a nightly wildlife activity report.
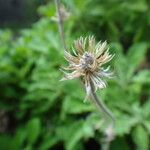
[60,36,114,98]
[79,52,95,70]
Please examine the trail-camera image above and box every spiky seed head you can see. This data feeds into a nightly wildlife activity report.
[60,36,114,99]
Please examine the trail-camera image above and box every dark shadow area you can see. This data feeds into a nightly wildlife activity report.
[84,138,100,150]
[0,0,46,28]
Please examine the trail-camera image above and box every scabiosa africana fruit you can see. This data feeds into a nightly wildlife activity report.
[60,36,114,99]
[60,35,116,146]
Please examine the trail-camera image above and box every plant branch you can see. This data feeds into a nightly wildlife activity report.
[55,0,67,51]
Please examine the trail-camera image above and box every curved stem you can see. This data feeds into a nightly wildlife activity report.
[55,0,67,51]
[89,80,115,150]
[89,80,115,125]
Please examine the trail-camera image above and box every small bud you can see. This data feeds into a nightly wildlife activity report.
[52,4,70,22]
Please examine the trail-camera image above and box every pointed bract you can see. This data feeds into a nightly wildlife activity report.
[60,36,114,99]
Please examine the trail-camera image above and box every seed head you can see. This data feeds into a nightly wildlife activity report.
[61,36,114,98]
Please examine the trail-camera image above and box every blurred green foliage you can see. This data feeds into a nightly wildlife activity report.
[0,0,150,150]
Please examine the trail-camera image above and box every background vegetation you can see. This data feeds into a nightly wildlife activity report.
[0,0,150,150]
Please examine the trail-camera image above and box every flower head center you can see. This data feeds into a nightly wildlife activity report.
[80,52,95,70]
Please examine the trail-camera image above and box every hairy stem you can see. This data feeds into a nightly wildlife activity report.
[89,79,115,150]
[55,0,67,51]
[89,80,115,125]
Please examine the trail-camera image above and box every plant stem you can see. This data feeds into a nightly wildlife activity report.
[90,80,115,150]
[89,80,115,125]
[55,0,67,51]
[89,79,115,150]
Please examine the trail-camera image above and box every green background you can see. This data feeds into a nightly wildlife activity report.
[0,0,150,150]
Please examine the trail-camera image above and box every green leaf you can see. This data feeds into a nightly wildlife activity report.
[115,115,138,136]
[12,129,27,149]
[114,50,128,86]
[127,43,148,80]
[132,125,149,150]
[26,118,41,145]
[64,120,94,150]
[142,99,150,118]
[56,116,96,150]
[61,96,94,115]
[143,121,150,134]
[132,70,150,84]
[38,136,58,150]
